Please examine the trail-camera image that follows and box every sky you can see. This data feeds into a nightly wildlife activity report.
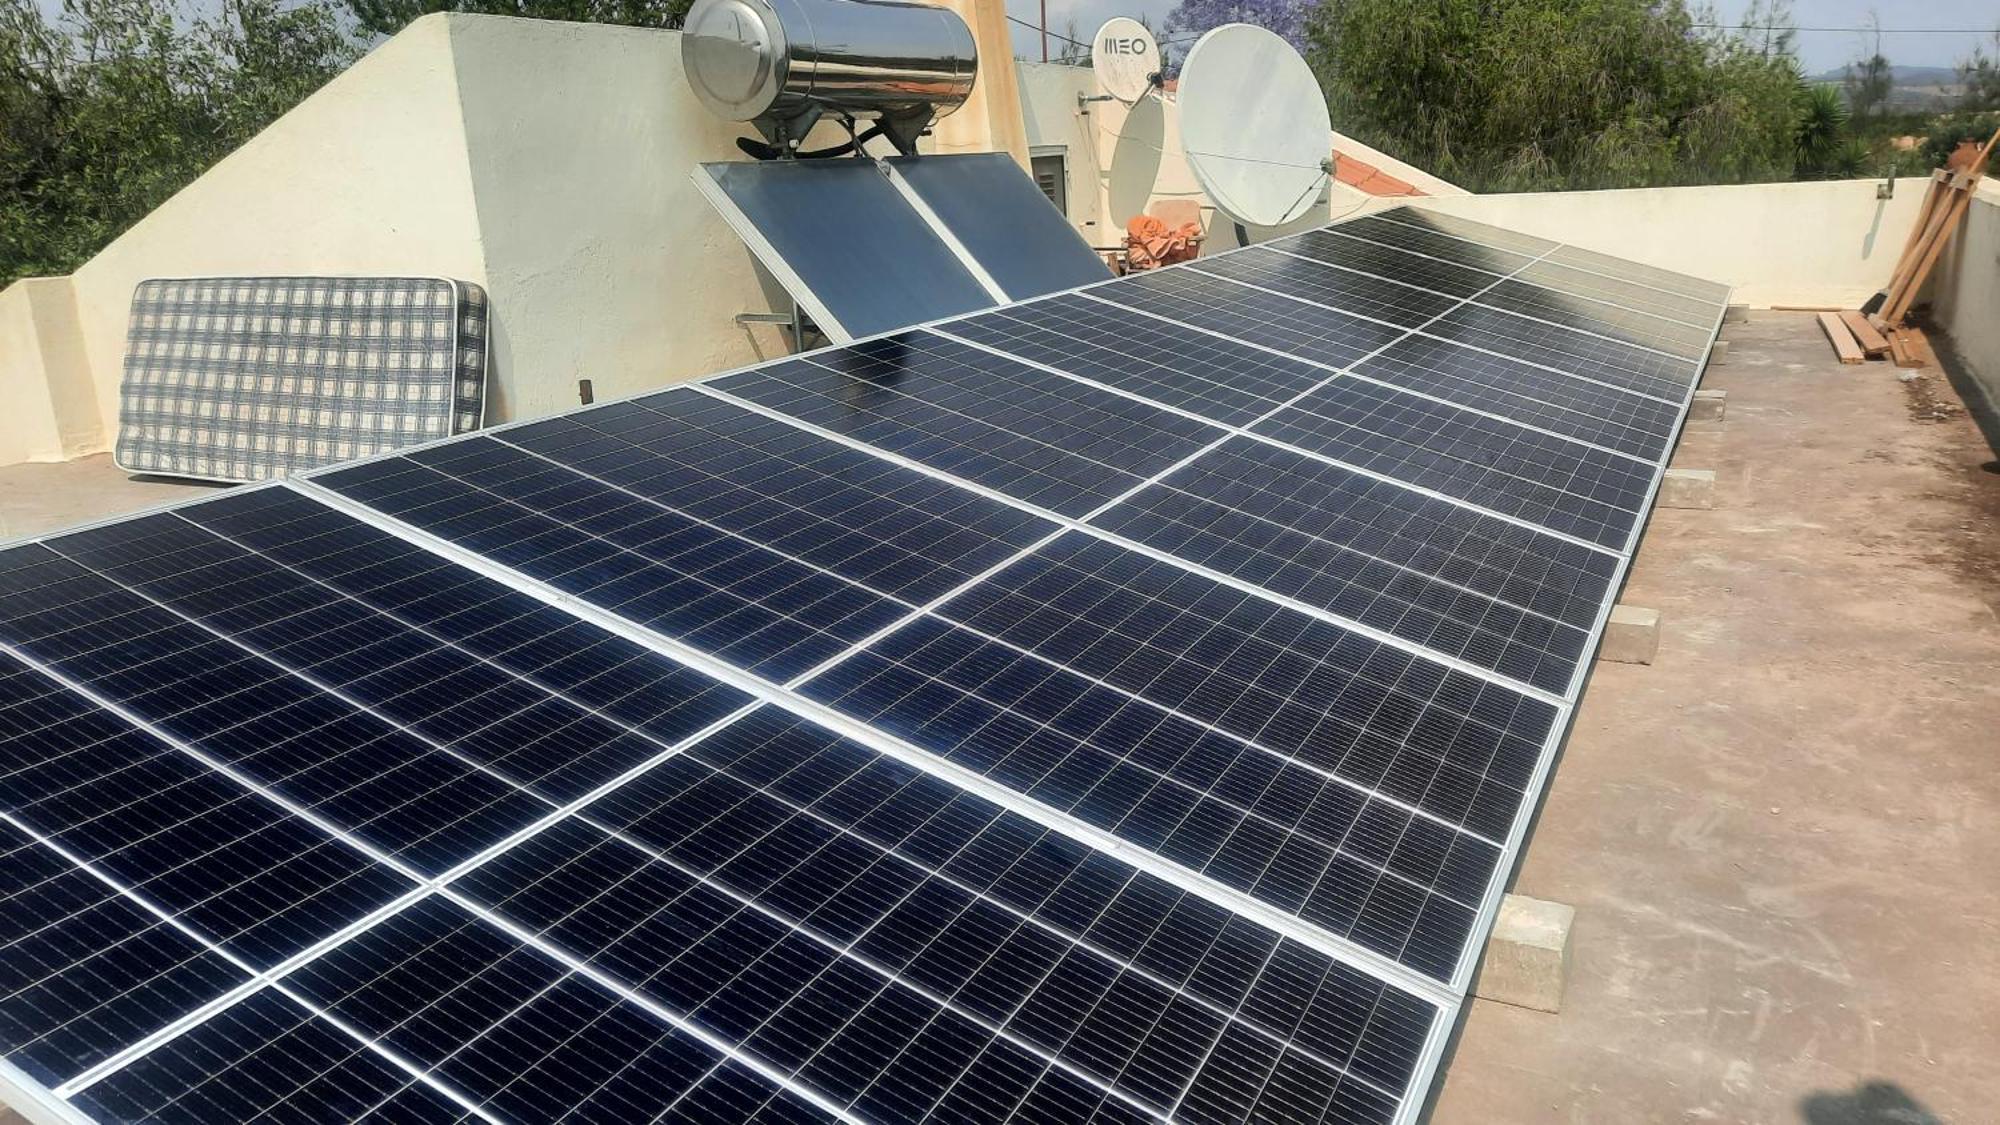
[27,0,2000,74]
[1003,0,2000,74]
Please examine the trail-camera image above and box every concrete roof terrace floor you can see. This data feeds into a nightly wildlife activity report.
[0,311,1995,1123]
[1434,311,2000,1125]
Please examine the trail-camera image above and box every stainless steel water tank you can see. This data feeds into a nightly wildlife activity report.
[681,0,977,127]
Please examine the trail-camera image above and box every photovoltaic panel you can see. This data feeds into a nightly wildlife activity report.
[71,990,478,1123]
[0,817,247,1088]
[1263,229,1503,299]
[0,539,550,879]
[1374,208,1559,257]
[317,439,914,682]
[1546,243,1733,303]
[1190,247,1460,328]
[284,897,838,1124]
[0,203,1729,1125]
[492,389,1058,605]
[458,710,1433,1124]
[1327,214,1535,276]
[711,332,1221,518]
[1253,376,1656,550]
[1515,260,1721,326]
[1423,303,1698,402]
[922,534,1556,847]
[1089,270,1407,369]
[941,294,1328,427]
[1475,279,1715,359]
[1355,334,1682,462]
[1089,437,1604,693]
[802,609,1505,982]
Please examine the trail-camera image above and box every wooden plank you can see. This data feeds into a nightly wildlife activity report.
[1887,330,1917,368]
[1881,170,1950,296]
[1884,124,2000,325]
[1838,310,1891,357]
[1885,183,1976,324]
[1901,325,1934,369]
[1818,312,1865,364]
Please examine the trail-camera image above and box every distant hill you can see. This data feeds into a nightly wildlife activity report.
[1808,64,1960,86]
[1807,64,1966,112]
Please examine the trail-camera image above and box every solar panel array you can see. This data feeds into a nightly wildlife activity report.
[0,205,1727,1124]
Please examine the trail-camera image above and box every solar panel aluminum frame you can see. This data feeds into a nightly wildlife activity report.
[0,203,1729,1125]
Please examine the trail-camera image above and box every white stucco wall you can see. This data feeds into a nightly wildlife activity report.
[1929,183,2000,412]
[442,16,802,419]
[0,277,98,465]
[66,15,490,443]
[1408,179,1925,308]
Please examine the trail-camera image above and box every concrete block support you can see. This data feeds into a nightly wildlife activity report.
[1688,388,1727,423]
[1708,339,1731,366]
[1660,468,1716,509]
[1599,605,1661,665]
[1474,894,1575,1013]
[1724,303,1750,323]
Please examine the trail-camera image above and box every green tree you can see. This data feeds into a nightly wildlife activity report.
[1844,53,1892,119]
[342,0,692,39]
[1305,0,1806,191]
[1957,33,2000,111]
[1793,82,1849,177]
[1,0,358,286]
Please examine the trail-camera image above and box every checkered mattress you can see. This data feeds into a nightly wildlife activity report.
[114,276,488,482]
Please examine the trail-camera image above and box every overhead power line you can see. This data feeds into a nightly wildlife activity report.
[1694,23,1997,35]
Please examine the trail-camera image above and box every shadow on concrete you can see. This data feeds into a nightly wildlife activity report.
[1919,313,2000,459]
[1799,1080,1942,1125]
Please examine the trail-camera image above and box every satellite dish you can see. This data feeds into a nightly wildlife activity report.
[1177,24,1332,228]
[1092,17,1160,103]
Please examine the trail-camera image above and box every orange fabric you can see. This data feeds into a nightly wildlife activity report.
[1125,215,1202,271]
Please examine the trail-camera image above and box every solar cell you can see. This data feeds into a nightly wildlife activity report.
[0,203,1730,1125]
